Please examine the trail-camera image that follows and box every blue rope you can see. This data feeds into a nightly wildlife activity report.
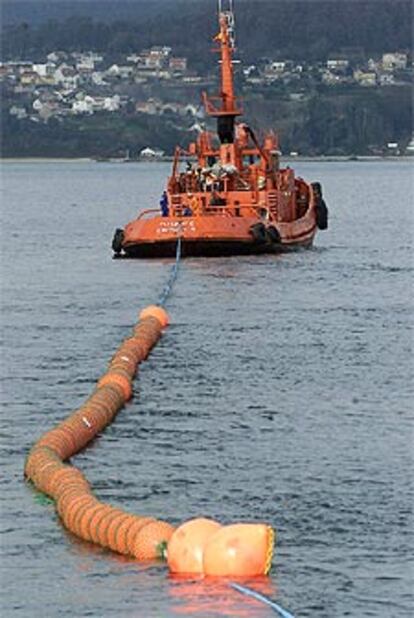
[157,236,182,307]
[230,583,296,618]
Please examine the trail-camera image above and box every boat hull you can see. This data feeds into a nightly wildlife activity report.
[119,213,316,258]
[120,236,314,258]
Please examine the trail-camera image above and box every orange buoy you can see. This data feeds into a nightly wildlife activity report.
[167,518,222,574]
[202,523,275,577]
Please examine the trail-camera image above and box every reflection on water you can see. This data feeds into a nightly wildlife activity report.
[169,576,278,617]
[1,160,413,617]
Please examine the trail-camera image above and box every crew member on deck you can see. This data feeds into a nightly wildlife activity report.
[160,191,169,217]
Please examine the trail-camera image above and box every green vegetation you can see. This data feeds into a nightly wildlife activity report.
[2,0,412,69]
[244,86,412,155]
[1,112,188,158]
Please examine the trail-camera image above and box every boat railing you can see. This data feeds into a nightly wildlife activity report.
[202,94,242,116]
[134,204,272,220]
[136,209,160,220]
[235,204,272,219]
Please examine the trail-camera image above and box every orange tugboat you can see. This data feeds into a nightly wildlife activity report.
[112,0,328,258]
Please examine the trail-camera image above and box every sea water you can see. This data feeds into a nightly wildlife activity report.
[1,160,413,617]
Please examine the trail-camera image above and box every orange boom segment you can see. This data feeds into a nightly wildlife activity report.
[25,306,175,560]
[139,305,170,328]
[25,300,277,576]
[132,520,175,560]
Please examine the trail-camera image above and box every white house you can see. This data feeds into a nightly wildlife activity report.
[32,98,44,111]
[9,105,27,119]
[268,61,286,73]
[140,146,165,159]
[103,95,121,112]
[386,142,400,155]
[126,53,142,64]
[54,65,79,88]
[76,58,95,73]
[169,57,188,72]
[107,64,134,79]
[136,98,162,115]
[367,58,379,71]
[47,51,68,63]
[33,63,56,78]
[353,69,377,86]
[405,136,414,154]
[72,96,95,114]
[327,59,349,70]
[382,53,407,71]
[91,72,106,86]
[142,46,172,69]
[322,70,342,85]
[379,74,395,86]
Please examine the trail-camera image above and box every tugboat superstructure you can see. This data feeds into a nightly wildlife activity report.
[113,0,328,258]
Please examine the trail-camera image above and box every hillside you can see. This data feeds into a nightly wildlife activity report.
[2,0,412,67]
[1,0,412,157]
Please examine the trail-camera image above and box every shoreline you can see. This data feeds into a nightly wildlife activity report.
[1,155,412,164]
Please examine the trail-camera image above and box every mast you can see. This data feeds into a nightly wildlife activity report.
[203,0,242,144]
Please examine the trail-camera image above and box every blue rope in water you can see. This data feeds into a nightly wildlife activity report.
[230,583,296,618]
[157,236,182,307]
[156,242,294,616]
[156,242,296,616]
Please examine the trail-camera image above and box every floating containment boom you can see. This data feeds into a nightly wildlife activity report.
[24,304,275,576]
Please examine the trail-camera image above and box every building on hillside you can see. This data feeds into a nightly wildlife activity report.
[126,53,142,64]
[367,58,380,71]
[169,57,188,73]
[378,73,395,86]
[386,142,400,155]
[136,98,163,115]
[20,71,42,86]
[353,69,377,86]
[322,70,346,85]
[268,61,286,73]
[405,136,414,155]
[102,95,121,111]
[9,105,28,119]
[382,53,407,71]
[47,51,68,63]
[54,65,79,88]
[91,72,107,86]
[106,64,134,79]
[141,46,172,69]
[326,59,349,71]
[76,58,96,73]
[140,146,165,159]
[72,96,95,114]
[33,63,56,78]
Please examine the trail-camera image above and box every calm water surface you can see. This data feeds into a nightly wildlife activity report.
[1,160,413,617]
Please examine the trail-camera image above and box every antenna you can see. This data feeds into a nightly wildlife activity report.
[202,0,241,143]
[218,0,236,49]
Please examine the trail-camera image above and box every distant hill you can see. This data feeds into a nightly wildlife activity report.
[1,0,173,26]
[2,0,412,65]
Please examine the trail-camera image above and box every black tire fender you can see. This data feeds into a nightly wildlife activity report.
[249,222,267,244]
[316,199,328,230]
[312,182,328,230]
[266,225,281,244]
[112,228,124,253]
